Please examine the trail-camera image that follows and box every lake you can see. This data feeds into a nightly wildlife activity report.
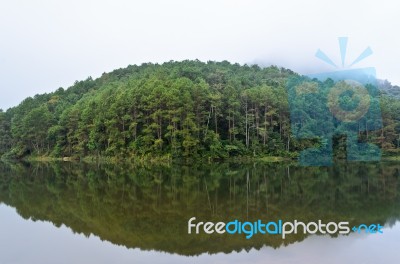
[0,161,400,263]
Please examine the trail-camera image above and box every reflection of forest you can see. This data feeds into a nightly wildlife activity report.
[0,161,399,256]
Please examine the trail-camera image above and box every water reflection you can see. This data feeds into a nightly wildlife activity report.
[0,161,400,259]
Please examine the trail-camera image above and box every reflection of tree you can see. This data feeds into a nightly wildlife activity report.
[0,161,399,256]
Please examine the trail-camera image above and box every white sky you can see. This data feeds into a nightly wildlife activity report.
[0,0,399,110]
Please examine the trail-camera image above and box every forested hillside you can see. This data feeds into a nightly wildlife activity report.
[0,60,399,160]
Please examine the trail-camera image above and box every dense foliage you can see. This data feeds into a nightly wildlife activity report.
[0,60,399,160]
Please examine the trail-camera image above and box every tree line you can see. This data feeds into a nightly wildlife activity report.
[0,60,399,160]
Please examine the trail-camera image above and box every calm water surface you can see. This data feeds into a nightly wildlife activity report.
[0,161,399,263]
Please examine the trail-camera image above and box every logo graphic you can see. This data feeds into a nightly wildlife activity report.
[287,37,382,166]
[188,217,384,240]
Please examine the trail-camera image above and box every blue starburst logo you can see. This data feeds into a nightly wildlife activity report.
[315,37,373,69]
[286,37,382,166]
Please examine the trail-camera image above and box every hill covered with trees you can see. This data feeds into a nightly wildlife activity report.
[0,60,399,161]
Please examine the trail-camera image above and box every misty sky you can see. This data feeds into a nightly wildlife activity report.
[0,0,399,110]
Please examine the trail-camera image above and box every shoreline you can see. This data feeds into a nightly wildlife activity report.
[1,154,292,165]
[2,154,399,165]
